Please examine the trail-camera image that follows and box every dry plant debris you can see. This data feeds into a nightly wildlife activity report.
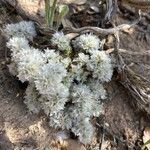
[143,127,150,150]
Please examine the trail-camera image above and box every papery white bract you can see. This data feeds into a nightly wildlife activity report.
[34,61,69,114]
[73,33,100,53]
[7,36,30,57]
[87,51,113,82]
[4,21,36,40]
[17,48,45,82]
[24,83,42,114]
[51,32,72,52]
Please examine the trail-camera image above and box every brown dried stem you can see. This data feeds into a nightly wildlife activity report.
[113,34,150,115]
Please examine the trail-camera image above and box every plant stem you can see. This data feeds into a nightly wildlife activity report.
[45,0,51,27]
[49,0,58,28]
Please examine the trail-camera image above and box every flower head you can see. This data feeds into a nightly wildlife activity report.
[24,83,42,114]
[51,32,72,53]
[7,36,29,56]
[87,51,113,82]
[17,48,45,82]
[4,21,36,40]
[73,33,100,53]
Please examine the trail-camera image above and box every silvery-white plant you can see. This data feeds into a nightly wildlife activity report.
[51,32,72,54]
[72,33,101,53]
[87,50,113,82]
[24,83,42,114]
[4,21,36,40]
[7,36,30,59]
[17,48,45,82]
[7,36,45,82]
[34,61,69,115]
[5,21,114,144]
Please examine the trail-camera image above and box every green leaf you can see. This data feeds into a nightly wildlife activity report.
[141,139,150,150]
[44,0,51,27]
[49,0,58,28]
[44,0,58,28]
[55,4,69,29]
[58,4,69,17]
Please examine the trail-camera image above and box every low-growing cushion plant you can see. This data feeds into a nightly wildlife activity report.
[4,21,113,144]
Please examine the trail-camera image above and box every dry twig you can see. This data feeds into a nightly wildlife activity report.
[63,24,132,35]
[113,33,150,115]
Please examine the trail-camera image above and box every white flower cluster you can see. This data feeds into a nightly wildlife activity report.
[51,32,72,54]
[7,37,45,82]
[35,62,69,115]
[70,51,113,83]
[4,21,36,40]
[7,37,70,117]
[87,51,113,82]
[48,83,106,144]
[5,22,113,144]
[24,83,42,114]
[73,33,101,53]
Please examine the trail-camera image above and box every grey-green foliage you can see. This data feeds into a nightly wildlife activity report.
[4,21,36,40]
[24,83,42,114]
[51,32,72,54]
[72,33,101,53]
[5,21,113,144]
[44,0,69,29]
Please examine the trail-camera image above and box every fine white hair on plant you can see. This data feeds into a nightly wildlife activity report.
[5,23,114,144]
[39,82,69,115]
[61,57,71,68]
[43,48,62,62]
[7,36,30,55]
[17,48,45,82]
[24,83,42,114]
[51,32,72,53]
[49,110,66,129]
[34,61,69,115]
[70,63,89,82]
[72,117,95,144]
[72,33,101,53]
[65,107,96,144]
[7,36,45,82]
[43,48,71,68]
[71,83,104,117]
[4,21,36,40]
[87,50,113,82]
[35,62,67,93]
[88,79,107,100]
[73,53,89,65]
[70,53,90,82]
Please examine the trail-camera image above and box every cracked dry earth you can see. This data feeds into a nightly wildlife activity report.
[0,2,150,150]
